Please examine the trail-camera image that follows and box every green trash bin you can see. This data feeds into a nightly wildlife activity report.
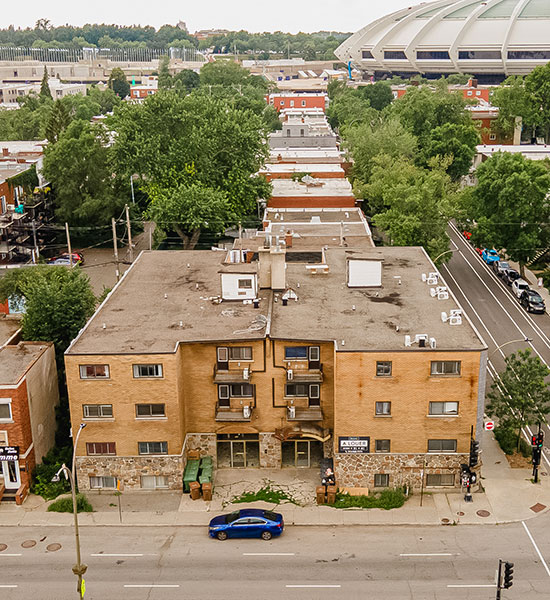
[200,456,213,468]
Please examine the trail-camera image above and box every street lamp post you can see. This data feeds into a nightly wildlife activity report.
[52,423,87,599]
[432,249,458,264]
[489,337,532,359]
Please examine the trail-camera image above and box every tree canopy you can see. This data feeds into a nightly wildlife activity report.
[108,67,130,98]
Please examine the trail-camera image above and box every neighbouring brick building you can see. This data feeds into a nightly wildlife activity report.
[65,227,486,494]
[267,93,328,113]
[0,341,59,502]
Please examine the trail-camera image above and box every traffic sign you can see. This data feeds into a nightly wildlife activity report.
[484,421,495,431]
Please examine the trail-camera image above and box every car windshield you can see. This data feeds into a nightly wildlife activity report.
[530,293,543,303]
[508,271,519,279]
[225,511,240,524]
[263,511,279,521]
[499,262,509,269]
[489,250,498,256]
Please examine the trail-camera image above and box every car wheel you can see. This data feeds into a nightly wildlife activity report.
[216,531,228,541]
[261,531,272,540]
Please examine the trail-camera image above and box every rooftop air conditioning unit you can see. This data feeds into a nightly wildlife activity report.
[288,405,296,419]
[449,315,462,326]
[287,369,293,380]
[243,368,250,380]
[436,286,449,300]
[415,334,429,345]
[430,337,437,349]
[404,335,412,347]
[243,405,251,419]
[441,312,448,323]
[426,276,438,285]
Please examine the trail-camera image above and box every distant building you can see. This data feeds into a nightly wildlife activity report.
[0,79,86,105]
[129,76,159,101]
[193,29,230,41]
[268,93,328,113]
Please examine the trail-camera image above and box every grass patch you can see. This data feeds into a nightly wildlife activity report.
[231,484,298,505]
[329,488,407,510]
[47,494,93,513]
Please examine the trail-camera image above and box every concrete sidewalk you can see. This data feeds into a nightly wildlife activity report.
[1,431,549,528]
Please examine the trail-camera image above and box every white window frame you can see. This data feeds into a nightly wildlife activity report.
[136,404,166,418]
[309,384,320,400]
[140,475,169,489]
[374,473,390,487]
[79,364,110,379]
[428,401,459,416]
[133,364,163,378]
[217,347,229,362]
[89,476,117,489]
[375,401,391,416]
[308,346,320,362]
[0,398,13,422]
[83,404,113,419]
[430,361,461,376]
[229,346,253,361]
[138,441,168,455]
[427,439,457,453]
[238,278,253,290]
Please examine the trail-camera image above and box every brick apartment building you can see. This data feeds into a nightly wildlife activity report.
[65,229,486,493]
[267,93,328,113]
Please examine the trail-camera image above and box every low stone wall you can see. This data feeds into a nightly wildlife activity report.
[76,455,184,491]
[260,433,282,468]
[183,433,217,466]
[334,453,469,490]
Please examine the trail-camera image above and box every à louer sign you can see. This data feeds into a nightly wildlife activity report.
[338,436,370,454]
[0,446,19,461]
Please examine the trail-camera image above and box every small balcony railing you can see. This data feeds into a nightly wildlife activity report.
[286,405,323,422]
[213,364,252,383]
[286,364,323,383]
[215,403,254,422]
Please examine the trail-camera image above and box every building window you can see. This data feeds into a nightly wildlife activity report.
[133,364,163,378]
[285,383,320,399]
[416,50,450,60]
[428,439,457,453]
[301,100,306,107]
[79,364,110,379]
[375,439,391,453]
[384,50,407,60]
[426,473,455,487]
[375,402,391,416]
[467,90,473,96]
[83,404,113,418]
[376,361,392,377]
[229,346,252,360]
[136,404,166,418]
[431,361,461,376]
[489,133,497,141]
[284,346,308,360]
[290,100,295,107]
[90,476,117,489]
[508,50,550,60]
[280,100,285,106]
[374,473,390,487]
[86,442,116,456]
[141,475,169,489]
[138,441,168,455]
[458,50,501,60]
[362,50,374,59]
[429,401,458,416]
[0,399,12,421]
[238,279,252,289]
[218,384,254,400]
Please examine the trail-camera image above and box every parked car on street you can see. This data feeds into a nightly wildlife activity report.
[208,509,284,541]
[475,246,484,256]
[463,230,472,241]
[502,268,521,286]
[520,289,546,313]
[482,249,500,265]
[48,252,84,265]
[512,278,530,298]
[493,260,510,277]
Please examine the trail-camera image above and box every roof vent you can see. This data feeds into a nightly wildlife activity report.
[430,286,449,300]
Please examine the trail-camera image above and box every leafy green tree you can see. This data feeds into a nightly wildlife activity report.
[0,266,96,362]
[367,155,452,260]
[39,66,52,102]
[491,76,537,141]
[173,69,200,93]
[200,60,266,90]
[43,120,123,224]
[145,182,234,249]
[422,122,480,181]
[467,152,550,272]
[108,67,130,98]
[326,90,376,130]
[87,85,121,113]
[158,56,173,90]
[45,99,71,143]
[359,82,393,112]
[487,349,550,451]
[525,62,550,142]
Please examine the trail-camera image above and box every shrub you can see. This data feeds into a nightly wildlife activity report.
[330,488,407,510]
[48,494,93,513]
[494,425,531,457]
[31,446,73,500]
[232,484,297,505]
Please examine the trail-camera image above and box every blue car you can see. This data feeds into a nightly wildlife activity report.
[208,509,284,541]
[482,249,500,265]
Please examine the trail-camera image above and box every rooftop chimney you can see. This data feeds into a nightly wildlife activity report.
[258,242,286,291]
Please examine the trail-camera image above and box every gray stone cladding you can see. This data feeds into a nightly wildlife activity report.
[334,453,469,489]
[260,433,282,468]
[184,433,217,466]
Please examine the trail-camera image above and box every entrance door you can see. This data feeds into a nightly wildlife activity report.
[1,460,21,490]
[231,441,246,468]
[282,440,323,468]
[216,434,260,468]
[296,441,310,467]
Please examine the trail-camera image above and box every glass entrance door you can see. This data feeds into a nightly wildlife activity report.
[1,460,21,490]
[231,441,246,468]
[217,434,260,468]
[282,440,323,468]
[296,441,310,467]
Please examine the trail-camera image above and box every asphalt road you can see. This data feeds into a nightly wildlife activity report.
[2,521,550,599]
[443,222,550,469]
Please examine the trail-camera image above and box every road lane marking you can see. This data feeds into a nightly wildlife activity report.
[286,585,341,588]
[523,521,550,577]
[0,585,18,588]
[447,584,496,588]
[91,553,145,557]
[243,552,295,556]
[400,553,455,557]
[0,554,22,557]
[124,584,180,588]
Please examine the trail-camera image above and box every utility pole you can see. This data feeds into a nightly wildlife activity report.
[125,204,133,262]
[130,175,135,204]
[31,219,38,262]
[532,424,543,484]
[112,218,120,282]
[65,222,73,267]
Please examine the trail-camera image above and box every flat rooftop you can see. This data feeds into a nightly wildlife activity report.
[477,145,550,160]
[259,163,345,176]
[0,162,33,183]
[0,342,49,385]
[271,179,353,197]
[270,149,345,163]
[270,246,486,352]
[68,246,485,355]
[0,140,47,155]
[0,316,21,347]
[67,251,272,355]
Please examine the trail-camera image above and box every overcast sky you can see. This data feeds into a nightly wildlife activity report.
[1,1,420,33]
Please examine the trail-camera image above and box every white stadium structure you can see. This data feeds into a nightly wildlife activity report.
[335,0,550,82]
